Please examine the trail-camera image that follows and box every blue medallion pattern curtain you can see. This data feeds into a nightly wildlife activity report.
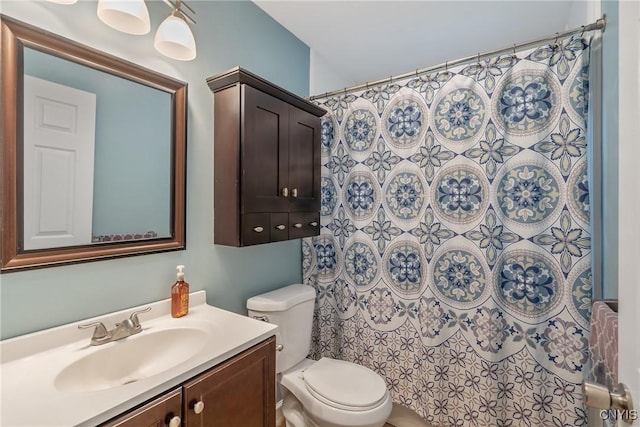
[303,37,592,426]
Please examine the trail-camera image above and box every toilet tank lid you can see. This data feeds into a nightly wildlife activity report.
[247,284,316,311]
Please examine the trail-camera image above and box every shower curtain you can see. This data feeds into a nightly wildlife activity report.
[303,36,592,426]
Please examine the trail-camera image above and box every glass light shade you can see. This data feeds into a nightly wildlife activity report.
[154,15,196,61]
[97,0,151,35]
[46,0,79,4]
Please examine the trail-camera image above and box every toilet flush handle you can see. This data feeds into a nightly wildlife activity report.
[250,315,282,350]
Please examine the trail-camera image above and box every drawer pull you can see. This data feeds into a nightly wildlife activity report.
[275,224,286,230]
[168,415,181,427]
[281,187,289,197]
[252,226,264,233]
[309,222,318,227]
[193,400,205,415]
[276,344,284,352]
[293,223,303,229]
[291,188,298,198]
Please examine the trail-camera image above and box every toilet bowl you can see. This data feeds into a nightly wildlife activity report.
[281,358,392,427]
[247,284,392,427]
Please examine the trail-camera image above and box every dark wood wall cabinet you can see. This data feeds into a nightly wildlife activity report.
[207,67,325,246]
[101,336,276,427]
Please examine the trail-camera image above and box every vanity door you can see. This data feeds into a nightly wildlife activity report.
[183,337,276,427]
[100,388,182,427]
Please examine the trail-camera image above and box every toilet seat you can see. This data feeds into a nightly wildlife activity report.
[302,358,388,411]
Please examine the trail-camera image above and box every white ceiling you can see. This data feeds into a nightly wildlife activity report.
[254,1,590,95]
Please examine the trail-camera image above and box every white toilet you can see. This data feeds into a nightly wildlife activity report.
[247,284,392,427]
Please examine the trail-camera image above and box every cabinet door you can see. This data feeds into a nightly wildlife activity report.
[288,106,321,213]
[100,388,182,427]
[183,337,276,427]
[242,85,289,214]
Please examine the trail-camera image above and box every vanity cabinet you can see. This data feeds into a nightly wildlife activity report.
[207,67,326,247]
[101,337,275,427]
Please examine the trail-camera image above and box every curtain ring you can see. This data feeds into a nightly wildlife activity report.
[365,81,369,89]
[477,52,481,65]
[512,43,518,60]
[415,68,419,77]
[580,25,586,37]
[552,32,560,50]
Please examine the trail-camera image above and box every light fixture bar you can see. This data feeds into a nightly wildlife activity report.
[162,0,196,25]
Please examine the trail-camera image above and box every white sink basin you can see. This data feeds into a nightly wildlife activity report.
[1,291,278,427]
[54,327,208,392]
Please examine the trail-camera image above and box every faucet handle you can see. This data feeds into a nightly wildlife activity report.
[129,307,151,328]
[78,322,109,341]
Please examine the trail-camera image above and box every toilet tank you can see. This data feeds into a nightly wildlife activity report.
[247,284,316,373]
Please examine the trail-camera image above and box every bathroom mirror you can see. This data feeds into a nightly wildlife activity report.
[1,16,187,272]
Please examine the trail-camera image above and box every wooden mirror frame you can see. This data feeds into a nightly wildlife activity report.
[1,16,187,272]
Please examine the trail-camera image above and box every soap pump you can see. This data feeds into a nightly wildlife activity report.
[171,265,189,318]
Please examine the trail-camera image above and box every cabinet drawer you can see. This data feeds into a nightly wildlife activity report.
[289,212,320,240]
[270,213,289,242]
[242,214,271,246]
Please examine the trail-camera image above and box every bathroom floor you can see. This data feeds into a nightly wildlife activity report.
[276,403,432,427]
[385,403,432,427]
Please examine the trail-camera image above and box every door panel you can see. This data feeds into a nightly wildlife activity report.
[288,106,320,212]
[183,337,275,427]
[23,75,96,250]
[100,388,181,427]
[242,85,289,213]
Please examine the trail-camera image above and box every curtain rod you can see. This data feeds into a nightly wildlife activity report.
[309,15,607,101]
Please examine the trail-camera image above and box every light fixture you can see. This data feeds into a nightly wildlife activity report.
[154,0,197,61]
[46,0,79,4]
[97,0,151,35]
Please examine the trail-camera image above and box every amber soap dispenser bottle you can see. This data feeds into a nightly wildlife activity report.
[171,265,189,318]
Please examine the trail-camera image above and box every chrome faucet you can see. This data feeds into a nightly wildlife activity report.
[78,307,151,346]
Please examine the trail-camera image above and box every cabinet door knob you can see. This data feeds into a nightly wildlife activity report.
[276,344,284,352]
[168,415,181,427]
[291,188,298,198]
[275,224,286,230]
[252,226,264,233]
[193,400,205,414]
[293,223,302,229]
[309,222,318,227]
[281,187,289,197]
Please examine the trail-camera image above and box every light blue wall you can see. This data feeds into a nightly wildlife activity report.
[0,0,310,339]
[24,47,172,237]
[601,0,618,299]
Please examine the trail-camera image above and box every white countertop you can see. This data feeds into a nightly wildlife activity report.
[0,291,277,426]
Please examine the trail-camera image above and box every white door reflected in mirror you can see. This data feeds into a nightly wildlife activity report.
[23,75,96,250]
